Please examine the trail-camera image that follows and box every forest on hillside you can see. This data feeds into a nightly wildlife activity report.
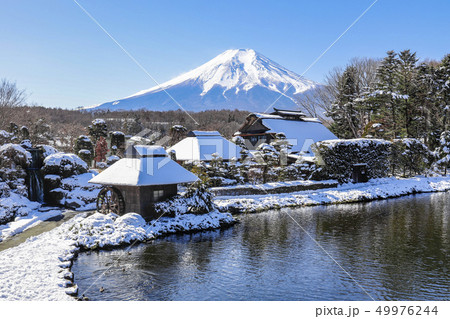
[0,99,247,151]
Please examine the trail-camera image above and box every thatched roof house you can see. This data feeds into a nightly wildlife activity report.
[167,131,242,162]
[234,108,337,155]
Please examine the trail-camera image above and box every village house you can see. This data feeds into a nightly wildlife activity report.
[233,108,337,156]
[89,145,198,220]
[167,130,242,162]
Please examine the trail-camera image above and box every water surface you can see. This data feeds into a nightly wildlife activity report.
[72,192,450,300]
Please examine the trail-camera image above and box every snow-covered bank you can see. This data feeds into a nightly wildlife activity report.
[68,210,235,250]
[210,179,338,196]
[0,210,235,300]
[214,176,450,213]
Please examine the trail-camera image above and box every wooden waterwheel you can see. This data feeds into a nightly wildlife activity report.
[96,186,125,215]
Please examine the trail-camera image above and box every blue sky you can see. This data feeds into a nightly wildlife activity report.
[1,0,449,109]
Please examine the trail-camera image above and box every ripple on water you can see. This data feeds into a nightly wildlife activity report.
[71,192,450,301]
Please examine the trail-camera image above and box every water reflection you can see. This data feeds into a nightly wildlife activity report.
[72,192,450,301]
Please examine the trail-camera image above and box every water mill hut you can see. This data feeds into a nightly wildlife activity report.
[89,145,198,221]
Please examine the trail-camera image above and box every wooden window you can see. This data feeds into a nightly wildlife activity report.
[153,189,164,201]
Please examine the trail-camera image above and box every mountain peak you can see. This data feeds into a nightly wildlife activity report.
[88,49,320,112]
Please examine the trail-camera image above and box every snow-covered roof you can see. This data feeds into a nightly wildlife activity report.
[168,132,242,161]
[133,145,167,157]
[252,112,321,123]
[187,130,221,137]
[89,156,198,186]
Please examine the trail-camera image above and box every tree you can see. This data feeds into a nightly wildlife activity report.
[436,54,450,131]
[110,131,125,156]
[436,131,450,175]
[396,50,419,137]
[297,57,379,130]
[88,118,108,142]
[328,66,361,138]
[30,118,53,145]
[368,50,402,138]
[169,125,187,145]
[94,136,108,165]
[74,135,94,166]
[0,79,27,108]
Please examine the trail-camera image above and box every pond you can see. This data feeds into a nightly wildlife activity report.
[72,192,450,301]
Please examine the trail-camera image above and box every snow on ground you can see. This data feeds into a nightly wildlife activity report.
[0,210,234,300]
[214,176,450,213]
[0,213,85,300]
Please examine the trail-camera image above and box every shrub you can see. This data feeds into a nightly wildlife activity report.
[0,144,31,196]
[313,138,391,183]
[154,181,216,216]
[391,138,433,177]
[42,153,88,178]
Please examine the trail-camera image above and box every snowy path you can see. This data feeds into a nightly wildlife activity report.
[0,210,83,253]
[0,214,84,300]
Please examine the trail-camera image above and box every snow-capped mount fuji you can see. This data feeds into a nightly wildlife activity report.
[87,49,320,112]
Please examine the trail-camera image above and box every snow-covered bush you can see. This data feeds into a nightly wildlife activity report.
[67,212,148,249]
[74,135,93,166]
[0,144,31,196]
[41,153,99,209]
[106,155,120,166]
[0,130,14,144]
[154,181,217,216]
[0,191,40,225]
[37,144,58,159]
[42,153,88,178]
[45,172,102,210]
[110,131,125,156]
[77,149,92,165]
[232,135,246,148]
[314,138,391,183]
[391,138,433,177]
[96,162,108,169]
[88,119,108,142]
[20,139,32,149]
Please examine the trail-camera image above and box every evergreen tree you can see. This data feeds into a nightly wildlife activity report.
[396,50,419,137]
[415,62,439,147]
[436,54,450,131]
[110,131,125,157]
[74,135,94,166]
[370,50,401,138]
[88,119,108,142]
[436,131,450,175]
[328,66,361,138]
